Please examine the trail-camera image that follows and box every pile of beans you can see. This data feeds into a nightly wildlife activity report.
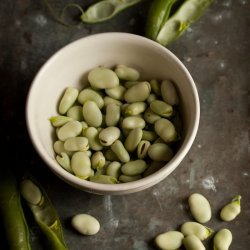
[50,64,181,183]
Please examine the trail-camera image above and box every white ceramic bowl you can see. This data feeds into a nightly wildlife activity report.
[26,32,199,195]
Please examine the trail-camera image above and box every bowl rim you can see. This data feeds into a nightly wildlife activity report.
[26,32,200,194]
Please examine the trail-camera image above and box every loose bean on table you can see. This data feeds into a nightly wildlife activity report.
[50,65,182,184]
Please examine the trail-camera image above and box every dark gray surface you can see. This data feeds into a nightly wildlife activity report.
[1,0,249,249]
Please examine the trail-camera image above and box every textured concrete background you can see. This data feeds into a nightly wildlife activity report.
[0,0,249,249]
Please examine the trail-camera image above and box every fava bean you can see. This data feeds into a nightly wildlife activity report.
[220,195,241,221]
[183,234,205,250]
[124,102,147,116]
[124,81,151,103]
[188,193,211,223]
[119,174,141,183]
[121,160,147,176]
[53,140,73,157]
[137,140,151,159]
[150,79,161,95]
[104,149,119,161]
[115,64,140,81]
[142,130,158,141]
[91,151,105,170]
[155,231,184,250]
[105,85,126,100]
[78,88,104,108]
[71,152,92,179]
[66,106,84,121]
[20,179,42,205]
[181,222,214,240]
[49,115,73,127]
[71,214,100,236]
[85,127,103,151]
[106,161,122,179]
[144,107,161,124]
[99,127,121,146]
[124,81,139,89]
[150,100,173,118]
[161,80,179,106]
[59,87,79,114]
[56,152,72,173]
[122,116,146,130]
[111,140,130,163]
[103,96,123,106]
[64,137,89,151]
[89,175,118,184]
[124,128,142,152]
[147,93,157,104]
[57,120,82,141]
[82,101,102,127]
[88,67,119,89]
[105,103,120,126]
[154,118,177,143]
[148,143,173,161]
[213,229,232,250]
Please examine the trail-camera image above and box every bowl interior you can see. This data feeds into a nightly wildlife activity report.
[26,33,199,195]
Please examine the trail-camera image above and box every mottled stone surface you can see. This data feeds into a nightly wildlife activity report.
[0,0,249,249]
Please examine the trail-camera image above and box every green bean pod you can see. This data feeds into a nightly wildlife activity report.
[0,171,31,250]
[156,0,214,46]
[20,177,68,250]
[146,0,178,40]
[80,0,142,24]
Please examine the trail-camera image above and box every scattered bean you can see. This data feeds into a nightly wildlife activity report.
[71,214,100,236]
[183,234,205,250]
[220,195,241,221]
[181,222,214,240]
[155,231,184,250]
[144,107,161,124]
[85,127,103,151]
[89,175,118,184]
[122,116,146,130]
[213,228,232,250]
[188,193,211,223]
[124,102,147,116]
[150,79,161,96]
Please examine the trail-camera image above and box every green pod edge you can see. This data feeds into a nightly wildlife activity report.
[145,0,178,40]
[0,171,31,250]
